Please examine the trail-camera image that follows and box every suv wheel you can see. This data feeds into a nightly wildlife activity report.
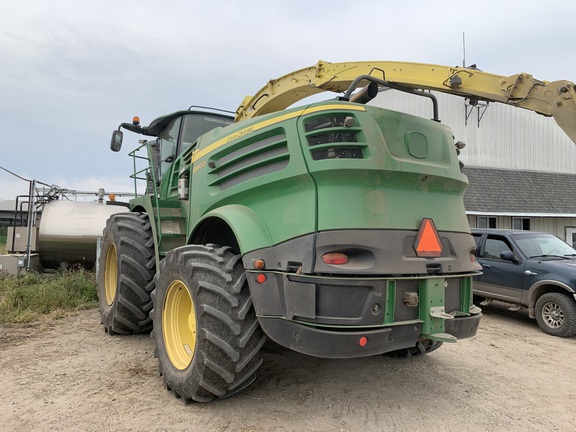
[535,293,576,337]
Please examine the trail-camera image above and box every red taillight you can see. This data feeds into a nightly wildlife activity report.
[256,274,266,284]
[359,336,368,347]
[321,252,349,265]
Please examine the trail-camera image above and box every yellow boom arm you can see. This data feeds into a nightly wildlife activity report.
[235,60,576,144]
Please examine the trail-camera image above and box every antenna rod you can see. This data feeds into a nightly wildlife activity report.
[462,32,466,68]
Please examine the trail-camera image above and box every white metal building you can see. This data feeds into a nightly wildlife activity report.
[371,89,576,245]
[0,200,21,226]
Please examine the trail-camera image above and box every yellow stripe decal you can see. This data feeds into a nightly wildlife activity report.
[191,104,366,163]
[301,104,366,115]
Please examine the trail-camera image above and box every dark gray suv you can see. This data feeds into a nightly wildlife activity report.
[472,228,576,337]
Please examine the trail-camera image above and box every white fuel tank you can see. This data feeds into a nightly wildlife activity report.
[38,200,128,268]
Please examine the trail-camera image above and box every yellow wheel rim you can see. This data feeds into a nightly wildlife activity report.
[163,280,196,370]
[104,243,118,306]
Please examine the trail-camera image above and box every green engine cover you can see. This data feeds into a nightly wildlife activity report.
[183,101,469,253]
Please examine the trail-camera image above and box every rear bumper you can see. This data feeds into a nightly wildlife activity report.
[445,312,482,339]
[259,313,481,359]
[248,271,481,358]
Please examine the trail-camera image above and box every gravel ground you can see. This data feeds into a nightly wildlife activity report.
[1,303,575,432]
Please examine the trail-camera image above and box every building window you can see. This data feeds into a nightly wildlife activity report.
[512,217,531,230]
[478,216,497,228]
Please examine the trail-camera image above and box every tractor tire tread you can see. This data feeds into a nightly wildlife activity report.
[152,244,265,401]
[97,212,156,335]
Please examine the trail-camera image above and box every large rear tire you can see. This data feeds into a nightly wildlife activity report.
[97,213,156,335]
[151,244,266,402]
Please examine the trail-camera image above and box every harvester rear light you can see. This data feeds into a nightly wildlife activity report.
[321,252,349,265]
[256,274,266,284]
[253,259,265,270]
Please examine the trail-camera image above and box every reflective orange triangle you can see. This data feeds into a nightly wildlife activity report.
[414,218,443,257]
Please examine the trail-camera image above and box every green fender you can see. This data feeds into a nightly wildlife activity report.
[193,205,272,254]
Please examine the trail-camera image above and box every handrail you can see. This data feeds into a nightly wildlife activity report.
[128,140,164,247]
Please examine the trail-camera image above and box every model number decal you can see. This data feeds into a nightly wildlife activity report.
[193,160,206,173]
[226,126,254,144]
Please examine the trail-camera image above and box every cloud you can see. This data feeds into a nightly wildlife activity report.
[1,0,576,203]
[0,176,35,201]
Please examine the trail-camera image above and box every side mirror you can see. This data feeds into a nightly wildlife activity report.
[500,250,516,262]
[110,130,123,152]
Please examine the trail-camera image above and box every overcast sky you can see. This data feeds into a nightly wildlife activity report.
[2,0,576,200]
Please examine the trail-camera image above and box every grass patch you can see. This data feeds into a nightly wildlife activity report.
[0,269,98,323]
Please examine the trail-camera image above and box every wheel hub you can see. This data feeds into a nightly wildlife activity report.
[104,243,118,306]
[542,302,563,328]
[163,280,197,370]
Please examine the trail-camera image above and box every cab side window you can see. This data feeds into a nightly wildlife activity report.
[158,117,182,177]
[482,236,513,260]
[178,113,234,154]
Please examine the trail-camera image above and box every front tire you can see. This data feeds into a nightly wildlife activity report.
[152,244,266,402]
[97,213,156,335]
[535,292,576,337]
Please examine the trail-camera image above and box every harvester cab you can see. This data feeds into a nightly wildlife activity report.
[110,109,234,192]
[98,60,576,403]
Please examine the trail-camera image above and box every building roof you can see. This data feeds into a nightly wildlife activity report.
[463,167,576,216]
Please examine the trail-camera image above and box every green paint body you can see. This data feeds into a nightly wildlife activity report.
[123,100,481,355]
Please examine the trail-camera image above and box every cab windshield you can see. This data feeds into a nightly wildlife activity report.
[157,112,233,177]
[181,113,233,151]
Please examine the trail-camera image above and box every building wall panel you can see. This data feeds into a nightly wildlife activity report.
[372,91,576,173]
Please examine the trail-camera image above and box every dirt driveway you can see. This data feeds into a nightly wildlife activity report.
[1,303,574,432]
